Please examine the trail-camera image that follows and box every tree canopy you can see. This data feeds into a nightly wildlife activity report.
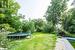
[45,0,68,25]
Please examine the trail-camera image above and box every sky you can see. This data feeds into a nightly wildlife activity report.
[15,0,74,20]
[15,0,51,19]
[67,0,74,11]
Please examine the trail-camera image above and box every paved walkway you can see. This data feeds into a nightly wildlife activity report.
[55,38,75,50]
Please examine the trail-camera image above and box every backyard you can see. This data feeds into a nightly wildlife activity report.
[0,0,75,50]
[8,32,56,50]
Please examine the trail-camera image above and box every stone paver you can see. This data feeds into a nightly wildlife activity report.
[55,38,75,50]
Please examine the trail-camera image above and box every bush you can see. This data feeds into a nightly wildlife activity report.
[0,33,9,48]
[63,8,75,34]
[0,14,5,19]
[32,19,45,32]
[9,16,22,32]
[22,21,30,32]
[7,27,16,32]
[51,31,56,34]
[0,23,16,32]
[22,21,35,33]
[28,21,35,33]
[43,22,54,33]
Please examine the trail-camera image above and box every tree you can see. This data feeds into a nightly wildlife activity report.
[6,0,20,15]
[63,8,75,33]
[32,19,45,32]
[28,21,35,33]
[22,20,35,33]
[0,0,21,31]
[0,0,20,24]
[9,16,22,31]
[43,22,54,33]
[45,0,68,33]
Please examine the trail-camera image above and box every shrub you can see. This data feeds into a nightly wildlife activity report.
[32,19,45,32]
[0,33,9,48]
[28,21,35,33]
[22,21,30,32]
[22,21,35,33]
[0,23,16,32]
[0,14,5,19]
[43,22,54,33]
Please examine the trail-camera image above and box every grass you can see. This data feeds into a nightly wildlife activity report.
[8,32,57,50]
[69,40,75,48]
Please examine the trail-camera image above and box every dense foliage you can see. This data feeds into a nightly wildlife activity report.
[0,24,16,32]
[22,20,35,33]
[45,0,70,35]
[45,0,68,25]
[32,19,45,32]
[0,33,9,48]
[0,0,21,48]
[43,22,54,33]
[63,8,75,34]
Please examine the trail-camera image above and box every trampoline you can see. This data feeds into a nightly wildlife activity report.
[7,32,31,39]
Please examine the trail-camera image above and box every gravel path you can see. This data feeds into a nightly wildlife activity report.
[55,38,75,50]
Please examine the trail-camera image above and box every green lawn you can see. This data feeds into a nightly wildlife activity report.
[8,32,57,50]
[69,40,75,48]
